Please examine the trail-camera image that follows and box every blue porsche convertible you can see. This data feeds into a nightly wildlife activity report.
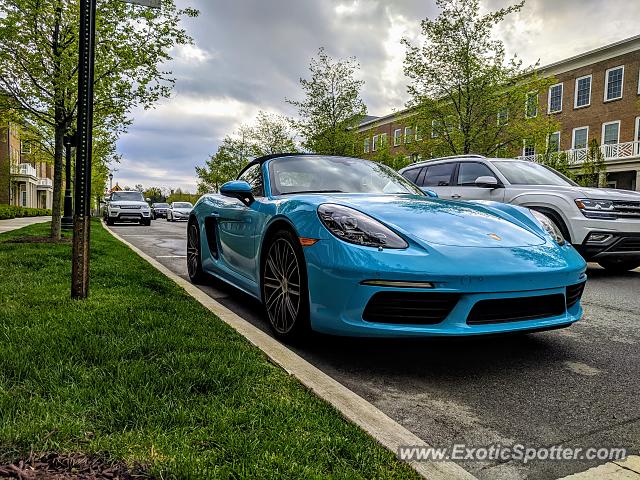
[187,154,587,340]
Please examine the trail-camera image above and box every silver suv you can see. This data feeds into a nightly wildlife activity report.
[399,155,640,272]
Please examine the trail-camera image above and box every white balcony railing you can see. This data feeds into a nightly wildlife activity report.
[518,140,640,165]
[10,163,37,177]
[37,178,53,187]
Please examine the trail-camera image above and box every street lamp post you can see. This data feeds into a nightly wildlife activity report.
[71,0,160,299]
[61,134,75,230]
[109,172,113,191]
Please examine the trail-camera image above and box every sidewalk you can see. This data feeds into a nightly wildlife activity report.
[0,216,51,234]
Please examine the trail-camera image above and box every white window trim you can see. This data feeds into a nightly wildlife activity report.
[637,69,640,95]
[404,126,413,143]
[574,74,592,109]
[525,92,538,118]
[372,134,378,152]
[522,140,535,157]
[604,65,624,102]
[547,131,561,152]
[635,117,640,155]
[21,141,31,154]
[547,83,563,113]
[430,120,438,138]
[601,120,621,145]
[415,126,421,141]
[363,137,370,153]
[571,126,589,150]
[393,128,401,146]
[380,133,387,148]
[497,108,509,126]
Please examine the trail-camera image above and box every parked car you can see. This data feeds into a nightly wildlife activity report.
[151,202,170,219]
[104,191,151,226]
[187,153,586,341]
[399,155,640,272]
[167,202,193,222]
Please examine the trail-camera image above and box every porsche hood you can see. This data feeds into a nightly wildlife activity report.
[323,195,546,248]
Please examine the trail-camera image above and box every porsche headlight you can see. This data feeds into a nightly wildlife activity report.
[318,204,408,249]
[530,210,565,245]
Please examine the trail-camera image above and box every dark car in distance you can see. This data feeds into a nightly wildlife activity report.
[151,202,170,219]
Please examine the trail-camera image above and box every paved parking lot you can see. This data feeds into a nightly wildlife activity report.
[109,219,640,480]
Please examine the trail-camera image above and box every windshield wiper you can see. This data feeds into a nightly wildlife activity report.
[280,189,344,195]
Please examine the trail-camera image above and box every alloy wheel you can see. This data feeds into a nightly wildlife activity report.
[263,238,302,334]
[187,222,200,279]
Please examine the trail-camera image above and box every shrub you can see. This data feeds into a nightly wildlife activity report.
[0,205,51,220]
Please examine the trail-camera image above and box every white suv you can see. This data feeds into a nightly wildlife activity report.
[105,191,151,226]
[399,155,640,272]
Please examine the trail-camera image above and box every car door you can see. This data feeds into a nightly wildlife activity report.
[216,164,264,281]
[449,161,506,202]
[417,162,456,198]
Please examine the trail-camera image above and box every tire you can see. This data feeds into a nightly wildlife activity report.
[166,215,171,222]
[597,258,640,273]
[261,229,310,342]
[142,219,151,226]
[187,218,207,284]
[106,217,114,226]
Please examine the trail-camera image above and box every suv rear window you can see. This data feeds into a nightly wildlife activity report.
[421,163,455,187]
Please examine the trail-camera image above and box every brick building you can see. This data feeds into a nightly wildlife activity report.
[358,34,640,192]
[0,122,53,209]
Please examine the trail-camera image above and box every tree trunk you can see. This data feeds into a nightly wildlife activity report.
[50,122,64,240]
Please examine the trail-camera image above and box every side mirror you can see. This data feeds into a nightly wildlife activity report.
[220,180,254,206]
[474,176,499,189]
[422,189,439,198]
[145,197,151,202]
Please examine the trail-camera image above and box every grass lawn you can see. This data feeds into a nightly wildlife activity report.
[0,220,419,478]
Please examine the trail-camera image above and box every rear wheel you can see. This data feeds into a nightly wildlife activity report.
[261,229,310,341]
[187,219,206,283]
[597,258,640,273]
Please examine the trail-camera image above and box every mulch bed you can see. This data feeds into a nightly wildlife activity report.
[0,453,151,479]
[4,236,71,244]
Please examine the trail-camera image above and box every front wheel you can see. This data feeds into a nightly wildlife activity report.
[187,219,206,283]
[106,217,114,226]
[597,258,640,273]
[261,229,310,342]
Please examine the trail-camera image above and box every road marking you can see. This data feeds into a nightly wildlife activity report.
[156,255,186,258]
[104,222,477,480]
[557,455,640,479]
[563,361,602,376]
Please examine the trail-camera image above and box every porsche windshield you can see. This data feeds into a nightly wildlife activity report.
[268,156,424,196]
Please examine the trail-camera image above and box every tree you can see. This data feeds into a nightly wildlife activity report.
[196,111,298,193]
[248,110,298,157]
[577,139,607,187]
[196,133,252,194]
[366,136,412,171]
[0,0,197,239]
[144,187,165,203]
[287,48,366,155]
[402,0,558,159]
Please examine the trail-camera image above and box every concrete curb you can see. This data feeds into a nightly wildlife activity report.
[104,222,477,480]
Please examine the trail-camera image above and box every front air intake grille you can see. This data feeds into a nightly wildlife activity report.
[612,200,640,218]
[566,282,586,309]
[362,291,460,325]
[609,237,640,252]
[467,294,566,325]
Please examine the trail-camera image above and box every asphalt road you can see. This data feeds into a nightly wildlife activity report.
[109,219,640,480]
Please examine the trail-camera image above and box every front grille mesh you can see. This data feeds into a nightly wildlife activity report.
[613,200,640,218]
[566,282,586,308]
[362,291,460,325]
[609,237,640,252]
[467,294,566,325]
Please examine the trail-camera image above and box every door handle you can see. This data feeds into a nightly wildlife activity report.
[451,194,461,199]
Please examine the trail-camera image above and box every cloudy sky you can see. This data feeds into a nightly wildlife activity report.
[114,0,640,192]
